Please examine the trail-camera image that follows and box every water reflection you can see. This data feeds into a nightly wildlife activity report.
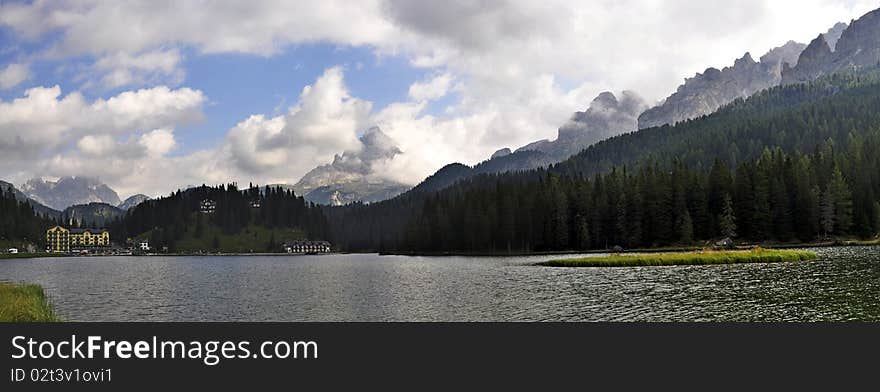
[0,247,877,321]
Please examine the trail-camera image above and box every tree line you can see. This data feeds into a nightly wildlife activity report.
[0,188,59,247]
[109,184,330,251]
[327,68,880,252]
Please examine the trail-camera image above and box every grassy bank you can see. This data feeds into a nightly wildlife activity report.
[0,282,59,322]
[539,249,818,268]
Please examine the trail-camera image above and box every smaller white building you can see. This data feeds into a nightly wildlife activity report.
[139,241,150,251]
[8,248,19,254]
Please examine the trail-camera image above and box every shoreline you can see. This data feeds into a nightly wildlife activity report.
[538,249,819,268]
[1,239,877,260]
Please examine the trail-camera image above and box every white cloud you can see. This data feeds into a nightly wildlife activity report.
[0,85,205,196]
[140,128,177,157]
[224,67,371,181]
[1,0,878,196]
[408,73,453,101]
[0,63,30,89]
[94,48,184,89]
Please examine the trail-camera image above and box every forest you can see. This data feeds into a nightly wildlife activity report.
[0,188,59,248]
[108,184,330,252]
[327,68,880,253]
[5,68,880,254]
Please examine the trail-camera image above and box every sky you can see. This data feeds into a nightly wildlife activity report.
[0,0,877,199]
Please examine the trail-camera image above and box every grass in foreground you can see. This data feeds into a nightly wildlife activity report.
[0,282,59,322]
[539,249,818,268]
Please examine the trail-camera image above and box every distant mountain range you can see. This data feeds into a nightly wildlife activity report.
[4,13,871,209]
[21,176,121,211]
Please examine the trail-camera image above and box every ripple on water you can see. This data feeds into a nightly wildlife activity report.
[0,246,877,321]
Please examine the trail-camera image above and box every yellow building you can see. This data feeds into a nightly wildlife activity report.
[46,226,70,253]
[46,226,110,252]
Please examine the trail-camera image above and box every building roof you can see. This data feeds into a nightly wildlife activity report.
[69,228,108,234]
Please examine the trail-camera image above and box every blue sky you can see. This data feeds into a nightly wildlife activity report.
[0,0,875,198]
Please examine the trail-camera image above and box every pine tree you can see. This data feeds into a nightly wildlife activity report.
[676,211,694,245]
[718,194,737,239]
[829,167,853,235]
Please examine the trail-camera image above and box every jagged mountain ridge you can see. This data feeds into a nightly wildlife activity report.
[21,176,121,211]
[638,40,807,129]
[782,9,880,85]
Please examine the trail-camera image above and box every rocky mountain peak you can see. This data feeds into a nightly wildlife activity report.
[823,22,849,50]
[292,126,410,205]
[639,39,808,129]
[782,9,880,85]
[21,176,121,211]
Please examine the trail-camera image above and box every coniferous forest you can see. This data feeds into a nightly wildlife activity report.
[326,69,880,253]
[0,188,58,247]
[109,184,330,252]
[7,68,880,254]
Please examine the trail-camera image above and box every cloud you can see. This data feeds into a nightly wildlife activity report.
[408,72,453,101]
[0,63,30,89]
[1,0,878,196]
[225,66,371,180]
[93,48,184,89]
[0,84,205,195]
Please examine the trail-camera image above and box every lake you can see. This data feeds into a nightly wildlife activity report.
[1,246,878,321]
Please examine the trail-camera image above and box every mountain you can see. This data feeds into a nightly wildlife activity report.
[63,203,124,227]
[517,91,648,161]
[783,9,880,85]
[118,194,150,210]
[823,22,849,50]
[291,127,412,206]
[408,91,646,197]
[0,180,61,219]
[638,40,807,129]
[21,176,121,211]
[329,65,880,252]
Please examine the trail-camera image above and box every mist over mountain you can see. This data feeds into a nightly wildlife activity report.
[21,177,121,211]
[783,9,880,85]
[516,91,648,162]
[291,126,411,205]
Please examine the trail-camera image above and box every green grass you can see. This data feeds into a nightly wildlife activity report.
[0,282,59,322]
[539,249,819,268]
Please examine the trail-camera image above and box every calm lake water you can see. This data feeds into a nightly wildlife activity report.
[1,246,878,321]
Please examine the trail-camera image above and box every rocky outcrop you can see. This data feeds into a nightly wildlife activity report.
[639,40,807,129]
[782,9,880,85]
[21,176,121,211]
[823,22,849,50]
[781,35,834,85]
[490,148,512,159]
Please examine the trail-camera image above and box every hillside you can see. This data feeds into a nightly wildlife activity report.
[327,68,880,252]
[0,180,61,219]
[63,202,124,227]
[110,184,330,252]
